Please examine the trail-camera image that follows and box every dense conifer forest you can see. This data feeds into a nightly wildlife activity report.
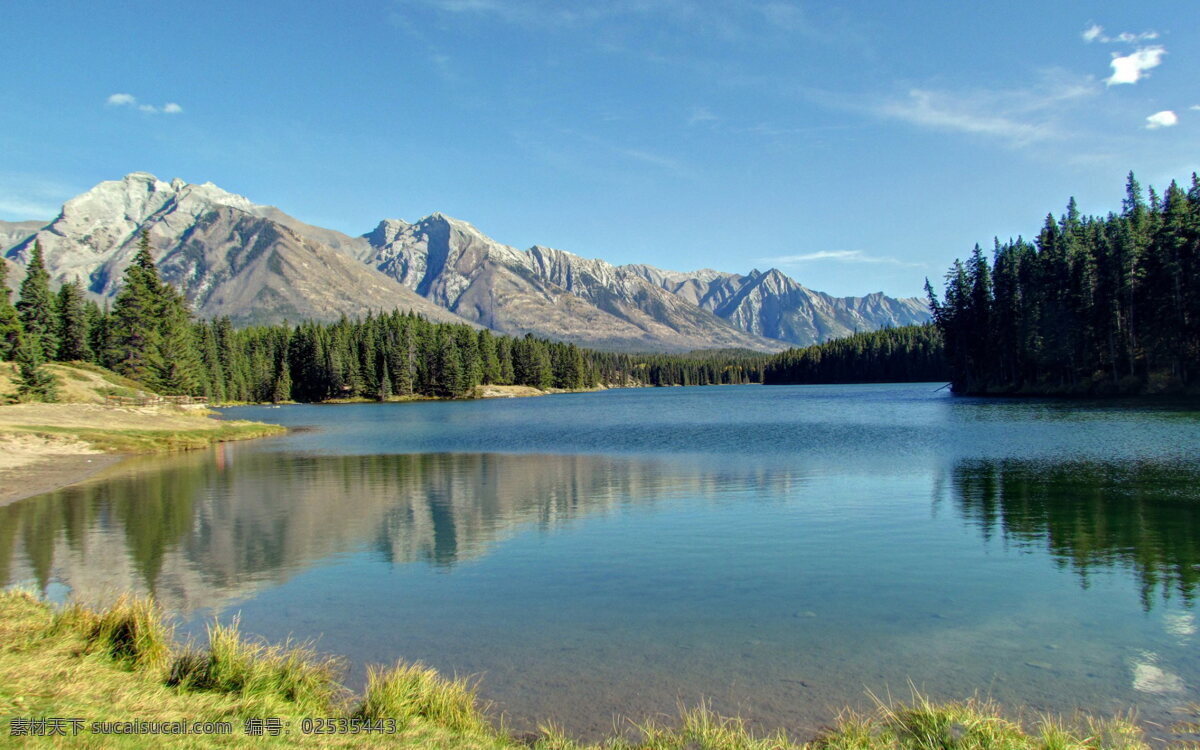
[928,173,1200,396]
[0,232,765,402]
[762,324,947,385]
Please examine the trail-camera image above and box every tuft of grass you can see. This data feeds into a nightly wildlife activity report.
[53,595,172,670]
[630,702,794,750]
[810,693,1151,750]
[167,619,342,714]
[354,661,490,733]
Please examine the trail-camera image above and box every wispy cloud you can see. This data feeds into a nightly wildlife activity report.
[1146,110,1179,129]
[877,75,1096,147]
[0,197,59,219]
[614,147,682,171]
[1106,46,1165,86]
[0,174,79,221]
[687,106,718,126]
[881,90,1052,144]
[763,249,924,268]
[401,0,839,45]
[1081,24,1158,44]
[105,93,183,114]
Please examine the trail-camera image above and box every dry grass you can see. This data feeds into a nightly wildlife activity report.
[0,361,149,405]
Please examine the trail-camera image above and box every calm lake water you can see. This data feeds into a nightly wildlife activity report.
[4,384,1200,738]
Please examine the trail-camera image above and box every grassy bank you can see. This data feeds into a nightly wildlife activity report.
[0,402,285,454]
[5,419,286,454]
[0,591,1176,749]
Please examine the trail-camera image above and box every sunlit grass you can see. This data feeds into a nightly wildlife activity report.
[354,661,489,733]
[0,590,1164,749]
[167,619,343,714]
[10,421,285,452]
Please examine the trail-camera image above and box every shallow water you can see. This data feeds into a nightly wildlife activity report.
[4,384,1200,739]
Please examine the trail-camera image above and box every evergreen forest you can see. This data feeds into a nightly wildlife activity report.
[928,173,1200,395]
[762,324,946,385]
[0,232,767,402]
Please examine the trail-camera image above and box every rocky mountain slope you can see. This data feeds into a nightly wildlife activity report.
[626,265,929,344]
[2,173,929,350]
[2,174,468,326]
[360,214,782,351]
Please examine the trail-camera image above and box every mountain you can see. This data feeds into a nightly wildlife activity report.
[626,265,930,345]
[361,214,785,351]
[1,173,469,326]
[2,173,929,350]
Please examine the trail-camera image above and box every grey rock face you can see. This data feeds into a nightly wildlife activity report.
[625,265,930,347]
[361,215,788,352]
[3,172,927,350]
[2,173,469,326]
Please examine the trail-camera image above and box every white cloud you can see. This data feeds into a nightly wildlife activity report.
[1082,24,1158,44]
[764,249,924,267]
[616,147,681,170]
[0,197,60,219]
[105,93,183,114]
[1191,105,1200,111]
[1145,110,1178,129]
[687,106,717,126]
[881,89,1054,145]
[1107,46,1165,85]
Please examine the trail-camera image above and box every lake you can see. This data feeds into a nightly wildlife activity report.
[3,383,1200,739]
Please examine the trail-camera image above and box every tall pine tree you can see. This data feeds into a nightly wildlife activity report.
[16,241,58,359]
[0,260,21,360]
[109,231,165,382]
[55,280,92,361]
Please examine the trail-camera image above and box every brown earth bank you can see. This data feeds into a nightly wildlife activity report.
[0,402,285,507]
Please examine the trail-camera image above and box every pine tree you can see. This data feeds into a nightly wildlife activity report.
[109,231,164,381]
[55,281,92,361]
[271,354,292,403]
[13,331,58,401]
[0,260,21,360]
[376,352,392,401]
[152,287,202,395]
[16,241,58,358]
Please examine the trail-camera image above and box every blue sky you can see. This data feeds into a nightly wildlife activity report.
[1,1,1197,297]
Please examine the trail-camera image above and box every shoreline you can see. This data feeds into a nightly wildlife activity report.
[0,403,286,508]
[0,451,125,508]
[0,590,1171,749]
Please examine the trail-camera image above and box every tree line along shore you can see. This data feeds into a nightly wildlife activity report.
[1,230,946,406]
[5,171,1200,402]
[929,172,1200,396]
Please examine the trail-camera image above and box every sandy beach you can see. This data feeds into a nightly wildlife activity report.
[0,432,124,506]
[0,402,285,507]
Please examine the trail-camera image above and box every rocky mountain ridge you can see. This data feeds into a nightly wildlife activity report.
[2,173,930,350]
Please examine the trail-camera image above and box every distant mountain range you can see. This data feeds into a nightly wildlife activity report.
[1,172,929,352]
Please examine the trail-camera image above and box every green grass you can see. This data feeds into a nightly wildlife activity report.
[0,591,1184,749]
[63,361,151,392]
[354,662,489,733]
[168,620,343,715]
[11,421,286,453]
[54,595,173,670]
